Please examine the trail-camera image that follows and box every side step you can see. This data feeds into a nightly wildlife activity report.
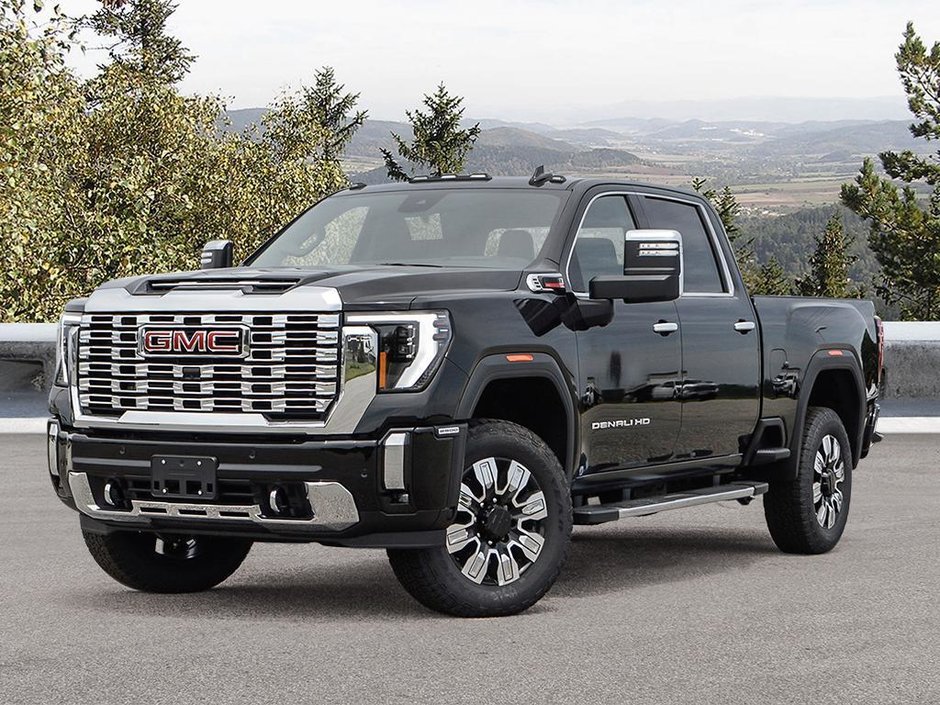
[573,481,769,526]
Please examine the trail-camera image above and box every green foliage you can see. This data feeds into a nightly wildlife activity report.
[690,177,741,241]
[691,177,785,294]
[0,0,349,322]
[841,22,940,320]
[754,257,793,296]
[84,0,194,91]
[796,212,858,298]
[382,83,481,181]
[265,66,366,167]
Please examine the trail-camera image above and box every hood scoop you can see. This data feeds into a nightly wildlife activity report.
[146,276,302,295]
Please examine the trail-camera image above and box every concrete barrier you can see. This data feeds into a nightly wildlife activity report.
[0,320,937,396]
[0,323,57,391]
[881,322,940,399]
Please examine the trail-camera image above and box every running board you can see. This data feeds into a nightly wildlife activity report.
[573,481,769,526]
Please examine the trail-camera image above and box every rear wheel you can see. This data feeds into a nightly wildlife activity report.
[388,420,572,617]
[763,406,852,554]
[83,530,252,593]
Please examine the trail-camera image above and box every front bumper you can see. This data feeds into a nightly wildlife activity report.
[48,420,465,547]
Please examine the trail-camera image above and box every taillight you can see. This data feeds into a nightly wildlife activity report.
[875,316,885,386]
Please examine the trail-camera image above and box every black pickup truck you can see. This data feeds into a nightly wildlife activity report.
[47,174,883,617]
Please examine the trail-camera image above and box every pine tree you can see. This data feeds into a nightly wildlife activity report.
[691,177,741,241]
[307,66,367,163]
[841,22,940,319]
[84,0,194,90]
[797,212,858,298]
[691,177,772,292]
[382,83,481,181]
[755,257,792,296]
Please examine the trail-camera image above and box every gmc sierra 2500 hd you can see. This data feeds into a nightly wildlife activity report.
[47,172,883,617]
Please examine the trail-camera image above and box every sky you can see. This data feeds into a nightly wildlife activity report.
[64,0,940,123]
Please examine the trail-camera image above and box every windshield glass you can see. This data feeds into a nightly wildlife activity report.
[249,188,566,269]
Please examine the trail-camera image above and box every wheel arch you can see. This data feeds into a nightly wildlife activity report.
[456,353,578,478]
[788,351,866,479]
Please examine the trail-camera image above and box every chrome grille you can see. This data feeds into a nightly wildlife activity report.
[77,313,340,418]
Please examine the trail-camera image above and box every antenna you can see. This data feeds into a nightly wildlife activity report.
[529,165,565,186]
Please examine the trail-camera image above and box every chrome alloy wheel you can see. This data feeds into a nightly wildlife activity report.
[445,457,549,586]
[813,434,846,529]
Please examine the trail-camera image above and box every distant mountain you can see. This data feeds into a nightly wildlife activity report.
[223,108,266,133]
[753,120,923,157]
[474,127,575,151]
[581,96,909,123]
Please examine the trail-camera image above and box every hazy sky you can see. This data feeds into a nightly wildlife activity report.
[66,0,940,122]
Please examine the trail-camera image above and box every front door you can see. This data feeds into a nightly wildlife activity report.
[569,194,682,475]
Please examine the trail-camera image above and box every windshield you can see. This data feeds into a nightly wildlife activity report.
[249,188,566,269]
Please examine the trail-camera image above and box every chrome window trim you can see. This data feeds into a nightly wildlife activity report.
[563,190,736,299]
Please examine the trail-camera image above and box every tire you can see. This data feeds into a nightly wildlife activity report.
[83,530,252,593]
[763,406,853,554]
[388,419,572,617]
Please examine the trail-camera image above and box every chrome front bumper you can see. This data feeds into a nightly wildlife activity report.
[67,471,360,532]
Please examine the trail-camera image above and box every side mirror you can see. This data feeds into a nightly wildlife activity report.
[589,229,682,303]
[200,240,234,269]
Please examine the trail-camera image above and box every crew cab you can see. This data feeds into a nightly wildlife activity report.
[47,173,883,617]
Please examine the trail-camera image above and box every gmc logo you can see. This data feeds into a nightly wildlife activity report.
[139,327,247,357]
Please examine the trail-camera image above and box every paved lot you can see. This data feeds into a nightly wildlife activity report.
[1,434,937,704]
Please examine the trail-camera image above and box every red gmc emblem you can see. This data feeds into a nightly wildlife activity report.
[139,327,247,357]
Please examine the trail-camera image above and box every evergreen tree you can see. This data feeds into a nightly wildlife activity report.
[841,22,940,319]
[755,257,792,296]
[691,177,774,292]
[263,66,366,169]
[84,0,194,91]
[382,83,481,181]
[0,0,346,321]
[797,212,858,298]
[691,177,741,241]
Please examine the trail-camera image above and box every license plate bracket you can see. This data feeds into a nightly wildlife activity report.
[151,455,218,500]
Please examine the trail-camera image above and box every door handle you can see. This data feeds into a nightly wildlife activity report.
[734,320,756,334]
[653,321,679,336]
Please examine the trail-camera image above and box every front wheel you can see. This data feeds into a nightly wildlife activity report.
[388,420,572,617]
[763,406,853,554]
[83,530,252,593]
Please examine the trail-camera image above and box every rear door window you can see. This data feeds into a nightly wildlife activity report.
[642,197,726,294]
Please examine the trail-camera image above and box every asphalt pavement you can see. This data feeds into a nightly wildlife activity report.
[1,434,937,704]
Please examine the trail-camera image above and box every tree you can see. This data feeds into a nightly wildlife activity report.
[84,0,194,93]
[692,177,798,295]
[382,83,481,181]
[841,22,940,319]
[0,0,349,322]
[263,66,366,168]
[309,66,367,163]
[691,177,741,240]
[797,212,858,298]
[755,257,793,296]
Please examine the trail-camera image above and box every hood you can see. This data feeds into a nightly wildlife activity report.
[98,265,524,309]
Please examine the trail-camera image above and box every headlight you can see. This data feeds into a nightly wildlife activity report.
[345,311,452,392]
[55,315,81,386]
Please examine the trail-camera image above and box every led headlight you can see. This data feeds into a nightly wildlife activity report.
[345,312,452,392]
[54,314,81,386]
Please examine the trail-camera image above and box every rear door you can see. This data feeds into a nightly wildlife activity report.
[568,193,682,474]
[637,194,761,461]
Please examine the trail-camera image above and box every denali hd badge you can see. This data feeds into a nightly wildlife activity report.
[138,326,248,357]
[592,418,651,430]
